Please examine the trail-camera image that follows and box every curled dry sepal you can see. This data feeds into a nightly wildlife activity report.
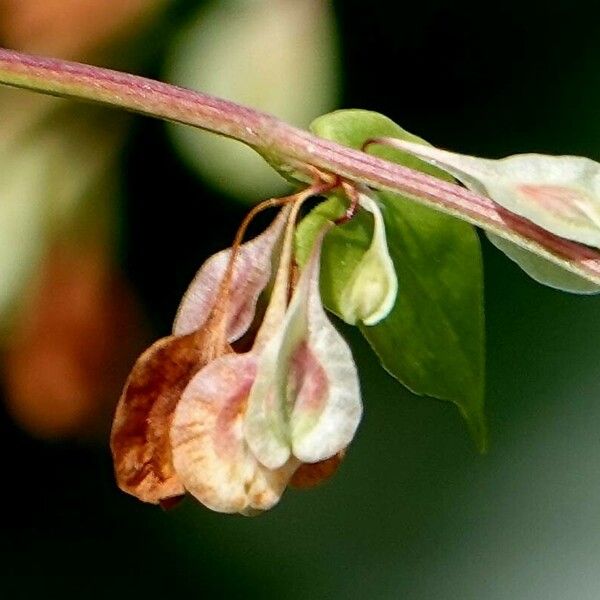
[111,182,384,514]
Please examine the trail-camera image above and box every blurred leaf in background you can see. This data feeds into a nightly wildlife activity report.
[0,0,169,437]
[165,0,340,202]
[4,239,145,438]
[0,0,166,61]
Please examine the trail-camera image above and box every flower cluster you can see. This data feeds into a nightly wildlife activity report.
[110,183,396,514]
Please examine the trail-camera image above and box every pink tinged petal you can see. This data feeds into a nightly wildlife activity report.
[289,228,362,464]
[245,225,362,470]
[173,205,290,341]
[516,184,600,229]
[244,210,317,469]
[241,197,310,469]
[374,139,600,248]
[170,353,298,514]
[242,193,323,469]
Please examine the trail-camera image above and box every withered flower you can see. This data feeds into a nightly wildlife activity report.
[111,200,291,504]
[112,185,363,514]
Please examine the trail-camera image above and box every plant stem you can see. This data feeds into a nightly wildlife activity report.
[1,47,600,284]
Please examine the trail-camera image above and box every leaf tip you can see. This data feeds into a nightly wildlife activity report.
[462,408,488,454]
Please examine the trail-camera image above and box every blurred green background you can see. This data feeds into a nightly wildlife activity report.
[1,1,600,598]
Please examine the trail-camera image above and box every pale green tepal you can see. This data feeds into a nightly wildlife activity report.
[245,211,362,472]
[338,192,398,326]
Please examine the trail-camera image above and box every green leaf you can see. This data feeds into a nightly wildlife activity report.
[297,110,486,450]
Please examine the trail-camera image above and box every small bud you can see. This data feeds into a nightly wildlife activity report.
[338,193,398,325]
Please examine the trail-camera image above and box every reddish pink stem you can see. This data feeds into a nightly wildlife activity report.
[1,47,599,283]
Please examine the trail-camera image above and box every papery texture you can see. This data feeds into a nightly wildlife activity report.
[245,226,362,469]
[170,353,298,514]
[386,141,600,247]
[173,206,290,340]
[111,330,223,504]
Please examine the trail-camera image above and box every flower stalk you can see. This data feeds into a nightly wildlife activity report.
[1,47,600,284]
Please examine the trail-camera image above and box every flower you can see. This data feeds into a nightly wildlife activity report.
[368,137,600,294]
[111,187,363,514]
[371,139,600,248]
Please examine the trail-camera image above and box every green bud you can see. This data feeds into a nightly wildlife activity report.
[338,193,398,325]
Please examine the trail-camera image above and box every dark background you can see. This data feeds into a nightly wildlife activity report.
[2,1,600,598]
